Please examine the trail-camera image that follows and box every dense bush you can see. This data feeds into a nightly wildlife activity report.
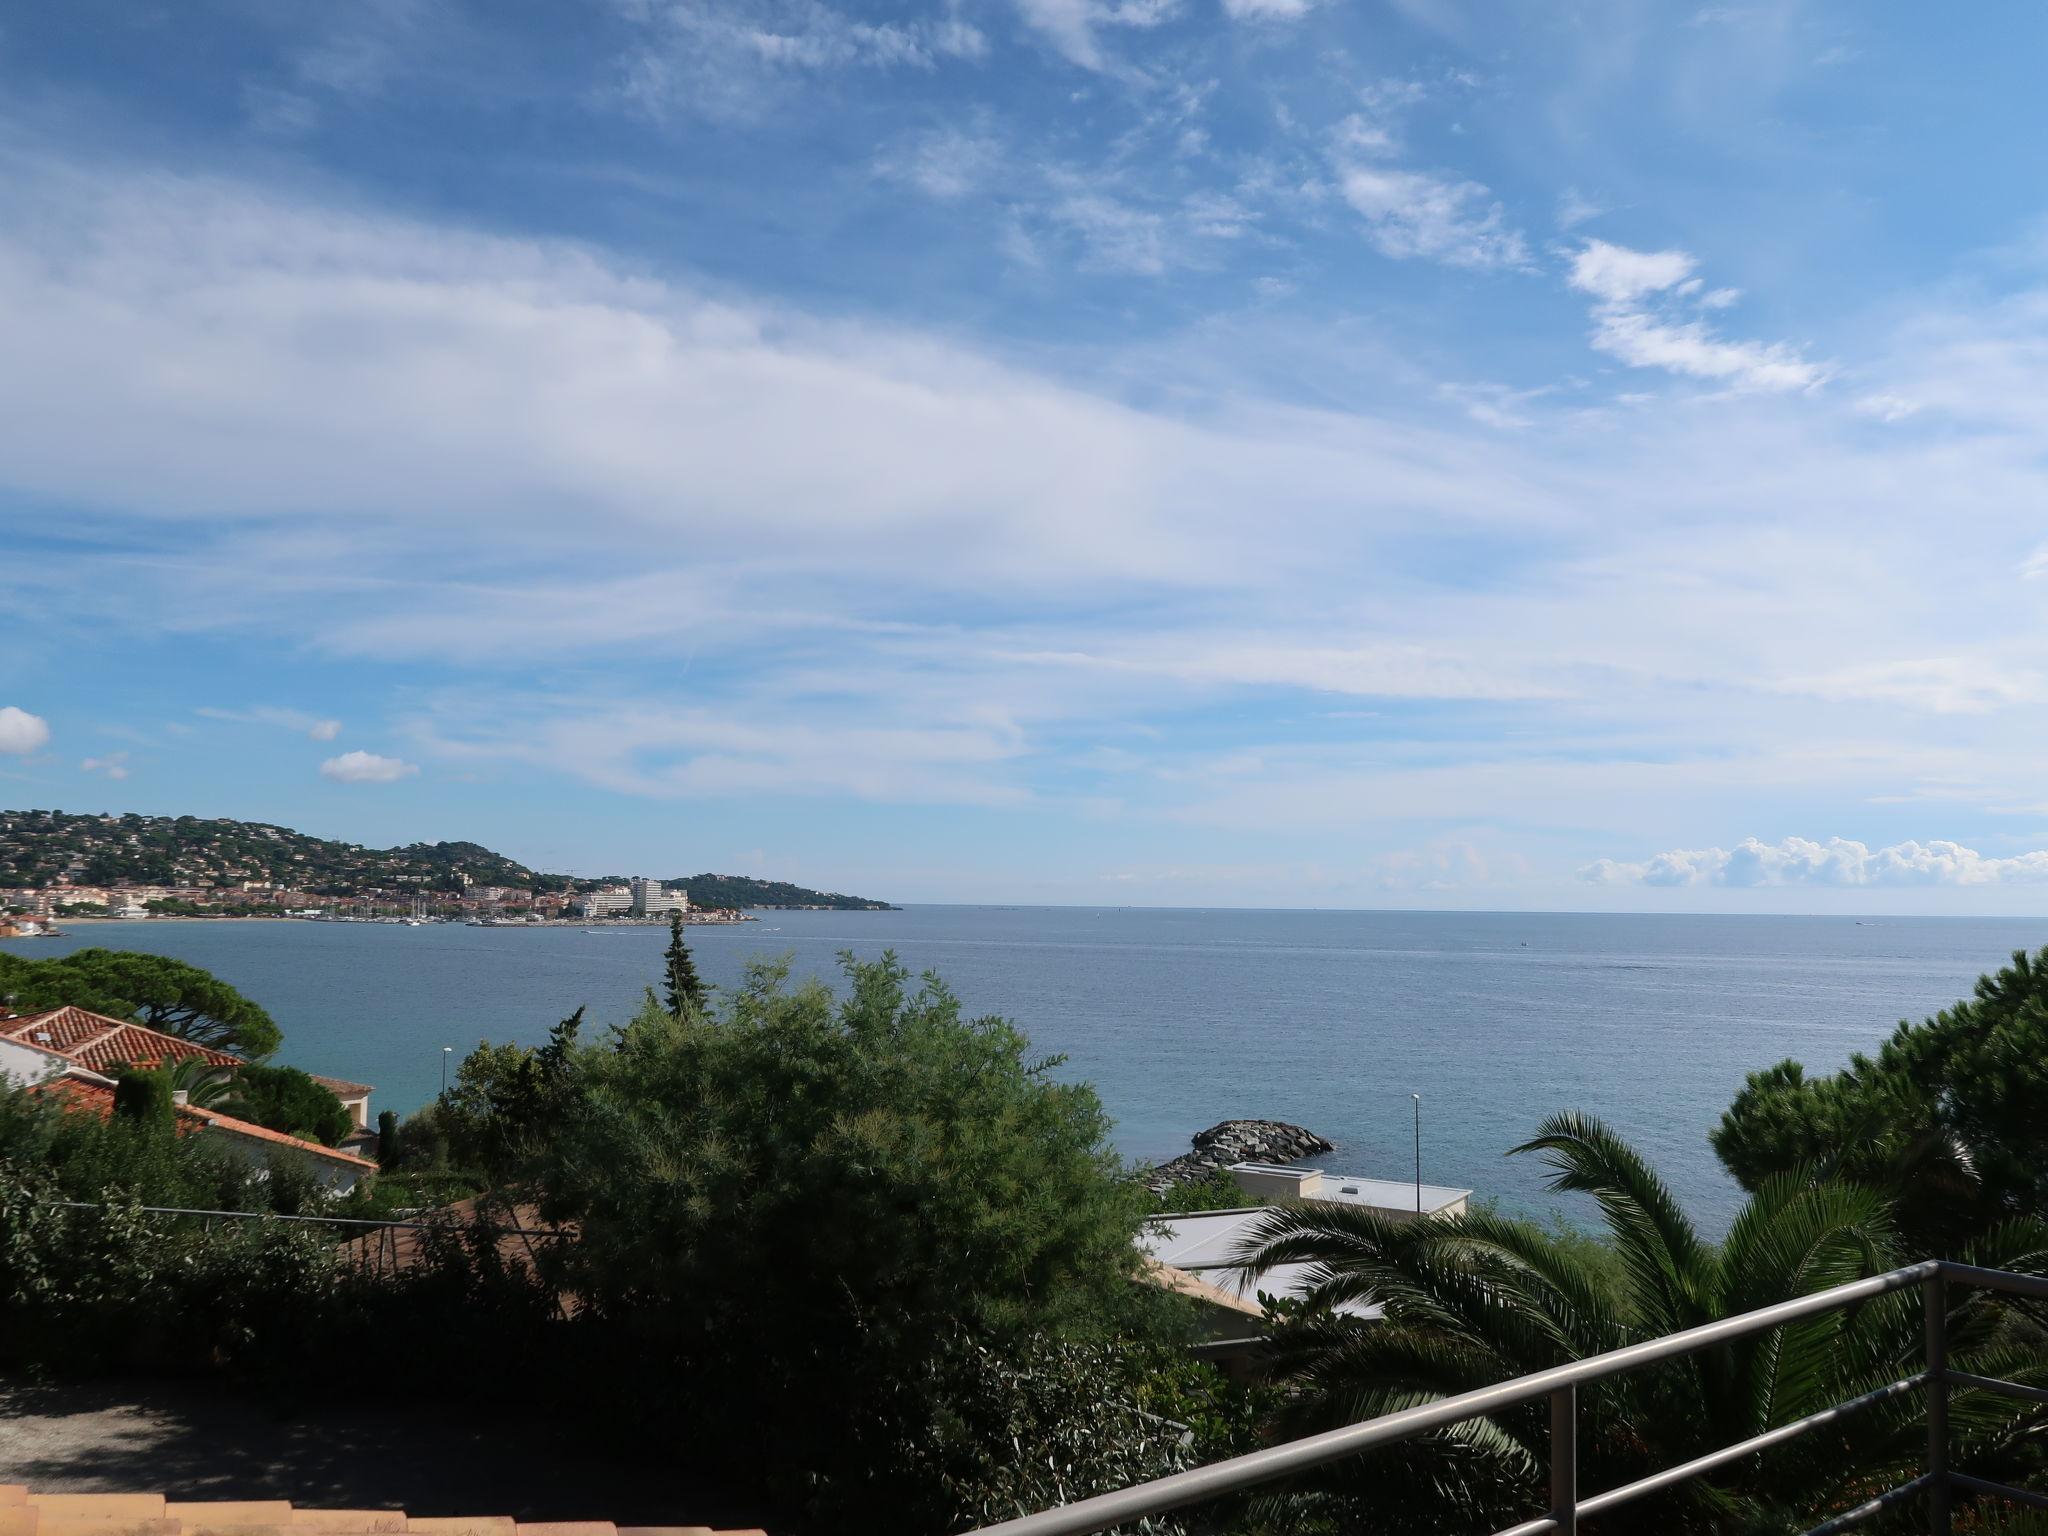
[534,953,1187,1525]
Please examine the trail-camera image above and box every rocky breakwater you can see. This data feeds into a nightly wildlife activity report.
[1140,1119,1334,1196]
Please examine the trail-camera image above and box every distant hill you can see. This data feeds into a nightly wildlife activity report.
[662,874,893,911]
[0,809,895,909]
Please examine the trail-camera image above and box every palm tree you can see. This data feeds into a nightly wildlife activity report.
[166,1053,234,1110]
[1232,1112,2048,1534]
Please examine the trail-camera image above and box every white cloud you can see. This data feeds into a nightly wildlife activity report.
[1222,0,1317,23]
[1568,240,1696,305]
[0,708,50,756]
[1326,98,1529,271]
[81,753,130,781]
[1855,392,1920,423]
[1774,658,2039,715]
[1007,0,1173,72]
[617,0,984,119]
[1567,239,1826,392]
[319,750,419,783]
[1334,165,1529,269]
[1583,836,2048,888]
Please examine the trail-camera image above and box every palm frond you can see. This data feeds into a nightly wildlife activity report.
[1512,1111,1711,1338]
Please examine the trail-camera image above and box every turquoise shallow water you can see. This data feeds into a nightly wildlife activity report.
[6,907,2041,1232]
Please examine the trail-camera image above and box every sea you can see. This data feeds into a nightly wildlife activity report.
[5,908,2040,1233]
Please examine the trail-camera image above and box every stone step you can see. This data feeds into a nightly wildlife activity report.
[0,1492,26,1509]
[404,1519,517,1536]
[25,1501,165,1522]
[167,1504,296,1534]
[0,1507,35,1536]
[288,1514,408,1533]
[512,1524,616,1536]
[615,1528,716,1536]
[32,1519,179,1536]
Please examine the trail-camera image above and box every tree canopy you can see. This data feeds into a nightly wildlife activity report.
[526,951,1158,1523]
[0,948,281,1058]
[1713,945,2048,1255]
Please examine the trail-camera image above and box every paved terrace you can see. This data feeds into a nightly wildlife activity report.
[0,1378,753,1530]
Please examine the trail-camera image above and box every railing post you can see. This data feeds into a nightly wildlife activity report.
[1926,1273,1950,1536]
[1550,1383,1577,1536]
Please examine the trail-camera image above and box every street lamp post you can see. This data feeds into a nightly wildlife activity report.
[441,1045,452,1094]
[1412,1093,1422,1214]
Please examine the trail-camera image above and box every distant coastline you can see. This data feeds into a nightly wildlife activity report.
[0,808,899,919]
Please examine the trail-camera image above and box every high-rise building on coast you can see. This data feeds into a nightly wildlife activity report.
[630,876,688,916]
[571,877,688,918]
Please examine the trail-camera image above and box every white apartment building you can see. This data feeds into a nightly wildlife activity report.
[630,877,688,917]
[574,884,634,917]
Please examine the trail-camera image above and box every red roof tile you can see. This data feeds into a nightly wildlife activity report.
[183,1102,379,1169]
[0,1007,242,1073]
[31,1069,375,1169]
[310,1073,375,1098]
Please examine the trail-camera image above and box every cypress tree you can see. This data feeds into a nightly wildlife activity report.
[376,1109,401,1169]
[662,911,706,1019]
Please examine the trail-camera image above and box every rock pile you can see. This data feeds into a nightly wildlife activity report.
[1140,1119,1335,1195]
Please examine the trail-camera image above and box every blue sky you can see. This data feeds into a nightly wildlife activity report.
[4,1,2048,910]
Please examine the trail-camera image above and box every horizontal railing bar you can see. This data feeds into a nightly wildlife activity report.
[1578,1373,1926,1519]
[1795,1473,1932,1536]
[1938,1261,2048,1301]
[1489,1516,1558,1536]
[38,1200,571,1236]
[968,1261,1941,1536]
[1953,1472,2048,1511]
[1947,1369,2048,1407]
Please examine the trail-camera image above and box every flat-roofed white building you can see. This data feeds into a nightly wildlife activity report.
[1228,1162,1470,1219]
[630,876,688,917]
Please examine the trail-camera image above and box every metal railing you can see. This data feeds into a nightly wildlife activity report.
[972,1259,2048,1536]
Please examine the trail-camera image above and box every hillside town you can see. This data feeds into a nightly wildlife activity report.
[0,809,894,914]
[0,875,750,925]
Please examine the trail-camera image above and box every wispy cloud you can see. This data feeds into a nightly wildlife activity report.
[81,753,131,781]
[1325,84,1529,270]
[1008,0,1176,71]
[617,0,985,118]
[320,750,418,784]
[1583,836,2048,887]
[199,707,344,740]
[872,125,1003,199]
[1567,238,1827,391]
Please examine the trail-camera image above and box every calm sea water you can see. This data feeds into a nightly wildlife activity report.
[5,908,2040,1231]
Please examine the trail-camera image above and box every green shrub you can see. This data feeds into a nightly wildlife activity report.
[537,952,1175,1524]
[225,1064,350,1146]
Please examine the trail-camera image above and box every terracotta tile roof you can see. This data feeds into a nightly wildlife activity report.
[30,1070,376,1170]
[0,1487,763,1536]
[337,1198,573,1278]
[0,1007,242,1073]
[310,1074,375,1098]
[184,1103,379,1171]
[30,1075,125,1122]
